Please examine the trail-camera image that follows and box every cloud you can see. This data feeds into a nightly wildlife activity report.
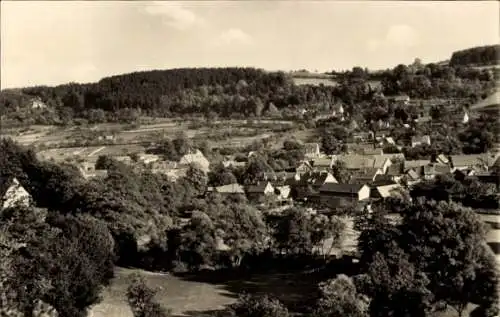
[366,24,420,52]
[214,28,254,47]
[143,1,203,30]
[386,24,420,48]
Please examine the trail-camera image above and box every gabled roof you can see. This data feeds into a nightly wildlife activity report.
[436,154,449,164]
[373,183,401,198]
[386,162,404,176]
[246,182,273,193]
[352,167,380,179]
[311,157,333,167]
[449,154,490,168]
[405,160,430,169]
[406,169,420,180]
[335,155,375,170]
[300,171,337,186]
[214,183,245,194]
[373,174,397,186]
[319,183,366,194]
[384,137,396,145]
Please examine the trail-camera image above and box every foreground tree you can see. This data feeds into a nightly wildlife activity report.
[127,273,171,317]
[11,215,115,317]
[357,199,499,317]
[313,274,370,317]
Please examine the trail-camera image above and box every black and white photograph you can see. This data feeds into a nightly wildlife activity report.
[0,1,499,316]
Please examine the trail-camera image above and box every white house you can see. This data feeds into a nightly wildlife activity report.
[138,154,161,165]
[31,97,47,109]
[411,135,431,148]
[462,111,470,124]
[179,149,210,172]
[1,177,31,210]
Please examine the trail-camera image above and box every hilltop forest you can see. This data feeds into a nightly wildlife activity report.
[0,46,498,126]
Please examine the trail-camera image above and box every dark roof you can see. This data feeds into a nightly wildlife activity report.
[245,182,273,193]
[386,162,404,176]
[373,175,396,186]
[300,171,335,186]
[319,183,365,194]
[0,176,14,198]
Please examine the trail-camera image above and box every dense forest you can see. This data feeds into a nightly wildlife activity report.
[449,45,500,66]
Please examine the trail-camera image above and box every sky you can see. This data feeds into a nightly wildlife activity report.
[1,1,498,89]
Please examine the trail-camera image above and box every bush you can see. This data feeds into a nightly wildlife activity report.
[127,273,171,317]
[229,294,289,317]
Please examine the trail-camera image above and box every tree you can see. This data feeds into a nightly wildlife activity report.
[184,165,208,197]
[208,164,238,186]
[177,211,217,270]
[357,199,500,317]
[242,156,273,185]
[313,274,370,317]
[11,215,115,317]
[229,294,290,317]
[331,160,352,183]
[127,273,171,317]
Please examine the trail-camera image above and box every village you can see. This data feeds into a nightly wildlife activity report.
[1,2,499,315]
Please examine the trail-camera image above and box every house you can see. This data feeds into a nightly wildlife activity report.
[318,183,370,207]
[331,103,345,118]
[275,185,291,201]
[462,111,470,124]
[435,154,449,165]
[332,155,375,171]
[422,164,451,180]
[31,97,47,109]
[0,177,32,210]
[311,157,334,171]
[447,154,494,171]
[371,182,403,199]
[222,160,246,168]
[372,154,401,173]
[301,171,338,189]
[266,171,300,186]
[303,143,321,158]
[386,162,405,182]
[78,161,108,179]
[295,161,313,174]
[388,94,410,106]
[161,167,188,182]
[245,182,275,201]
[405,160,431,170]
[333,154,403,173]
[403,168,421,185]
[138,154,161,165]
[411,135,431,147]
[179,149,210,172]
[351,168,383,184]
[383,137,396,146]
[209,183,246,195]
[150,160,179,175]
[288,171,337,200]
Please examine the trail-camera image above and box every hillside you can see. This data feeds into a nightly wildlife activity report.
[450,45,500,67]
